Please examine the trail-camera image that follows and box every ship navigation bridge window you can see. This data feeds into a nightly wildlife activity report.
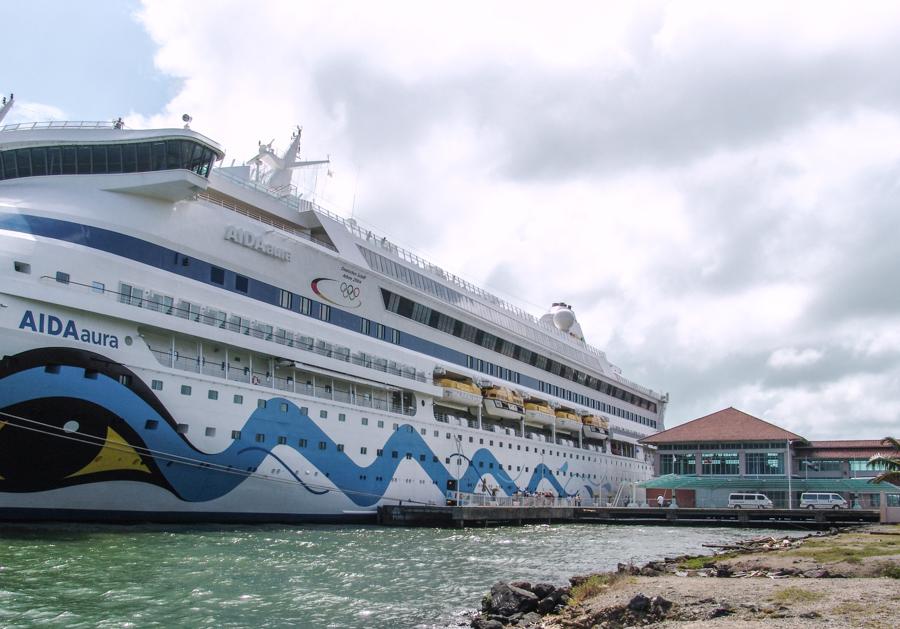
[0,139,218,181]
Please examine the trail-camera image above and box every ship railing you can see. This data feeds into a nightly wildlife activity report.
[211,171,664,402]
[1,120,116,132]
[196,190,337,252]
[447,491,599,508]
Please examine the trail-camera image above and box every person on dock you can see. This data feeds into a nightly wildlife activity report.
[657,494,664,508]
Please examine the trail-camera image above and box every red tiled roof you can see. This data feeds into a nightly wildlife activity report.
[796,440,893,459]
[640,407,806,444]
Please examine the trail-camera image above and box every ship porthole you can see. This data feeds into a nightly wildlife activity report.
[62,420,80,433]
[124,336,133,346]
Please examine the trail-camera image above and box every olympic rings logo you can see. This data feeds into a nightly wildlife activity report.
[340,282,361,300]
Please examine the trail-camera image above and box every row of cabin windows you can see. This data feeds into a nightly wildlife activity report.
[0,140,217,181]
[381,288,659,423]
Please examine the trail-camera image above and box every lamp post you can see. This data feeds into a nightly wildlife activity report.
[786,440,793,509]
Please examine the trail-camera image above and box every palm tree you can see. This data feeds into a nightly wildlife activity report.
[868,437,900,486]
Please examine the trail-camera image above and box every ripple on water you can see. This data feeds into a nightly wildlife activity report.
[0,523,800,628]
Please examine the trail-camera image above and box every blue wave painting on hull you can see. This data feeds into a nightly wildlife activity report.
[0,365,572,504]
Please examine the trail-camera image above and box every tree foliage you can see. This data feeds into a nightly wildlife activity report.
[868,437,900,486]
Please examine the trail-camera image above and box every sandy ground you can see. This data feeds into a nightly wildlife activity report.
[536,524,900,629]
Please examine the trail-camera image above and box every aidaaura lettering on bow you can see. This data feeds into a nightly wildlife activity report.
[18,310,119,348]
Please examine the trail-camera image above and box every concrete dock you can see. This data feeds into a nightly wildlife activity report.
[376,505,880,529]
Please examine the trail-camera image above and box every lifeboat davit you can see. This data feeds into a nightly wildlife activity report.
[482,386,525,420]
[435,378,483,407]
[524,398,555,428]
[554,407,581,432]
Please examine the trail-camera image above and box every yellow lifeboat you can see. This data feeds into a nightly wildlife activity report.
[524,398,555,428]
[482,386,525,420]
[554,406,580,432]
[581,414,609,436]
[435,377,483,407]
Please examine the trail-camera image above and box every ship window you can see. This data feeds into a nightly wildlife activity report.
[255,433,265,443]
[300,406,308,415]
[176,423,189,434]
[377,420,384,428]
[118,374,132,386]
[136,143,152,171]
[76,146,92,173]
[235,274,249,293]
[361,417,368,426]
[0,151,17,178]
[319,410,327,419]
[180,385,191,395]
[277,436,287,445]
[106,145,122,173]
[13,261,30,274]
[337,444,345,452]
[338,413,346,422]
[55,271,70,284]
[319,442,327,450]
[205,427,216,437]
[231,430,241,440]
[16,150,32,177]
[91,281,105,293]
[208,390,218,400]
[319,304,331,321]
[299,438,307,447]
[142,419,158,430]
[257,399,266,409]
[360,447,368,454]
[122,144,137,172]
[210,267,225,285]
[233,394,243,404]
[91,146,108,172]
[150,142,166,170]
[151,379,163,390]
[30,148,47,176]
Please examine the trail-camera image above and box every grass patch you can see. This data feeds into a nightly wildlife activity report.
[770,587,824,605]
[785,536,899,564]
[569,574,618,605]
[678,552,738,570]
[882,564,900,579]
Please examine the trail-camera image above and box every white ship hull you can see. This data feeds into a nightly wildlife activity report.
[0,117,664,522]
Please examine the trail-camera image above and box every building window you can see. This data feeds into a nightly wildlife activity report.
[746,452,784,475]
[701,452,739,475]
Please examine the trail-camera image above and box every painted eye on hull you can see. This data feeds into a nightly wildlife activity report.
[0,397,151,490]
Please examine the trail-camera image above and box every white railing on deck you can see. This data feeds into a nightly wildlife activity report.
[1,120,116,132]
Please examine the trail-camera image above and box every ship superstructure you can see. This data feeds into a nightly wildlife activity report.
[0,104,666,521]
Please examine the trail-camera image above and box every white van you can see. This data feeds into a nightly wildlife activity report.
[728,493,774,509]
[799,492,848,509]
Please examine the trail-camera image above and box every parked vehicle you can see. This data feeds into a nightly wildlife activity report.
[799,492,848,509]
[727,493,773,509]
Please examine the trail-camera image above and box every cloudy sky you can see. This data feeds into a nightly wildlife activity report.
[5,1,900,439]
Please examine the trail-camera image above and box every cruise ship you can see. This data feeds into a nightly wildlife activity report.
[0,96,667,522]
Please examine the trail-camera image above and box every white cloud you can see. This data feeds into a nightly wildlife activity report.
[768,348,824,369]
[127,0,900,439]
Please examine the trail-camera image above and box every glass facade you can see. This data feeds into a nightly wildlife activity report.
[0,139,218,181]
[660,453,696,475]
[701,452,739,475]
[746,451,784,475]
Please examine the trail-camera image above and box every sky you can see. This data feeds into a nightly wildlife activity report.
[3,0,900,439]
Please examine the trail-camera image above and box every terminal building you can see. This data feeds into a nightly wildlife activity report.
[639,407,898,509]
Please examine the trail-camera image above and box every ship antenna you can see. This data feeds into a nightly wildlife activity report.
[0,92,15,125]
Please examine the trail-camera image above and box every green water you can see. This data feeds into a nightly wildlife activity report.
[0,523,789,628]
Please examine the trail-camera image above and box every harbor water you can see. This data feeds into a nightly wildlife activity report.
[0,523,794,628]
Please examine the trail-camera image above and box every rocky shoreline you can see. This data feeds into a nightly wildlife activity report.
[467,524,900,628]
